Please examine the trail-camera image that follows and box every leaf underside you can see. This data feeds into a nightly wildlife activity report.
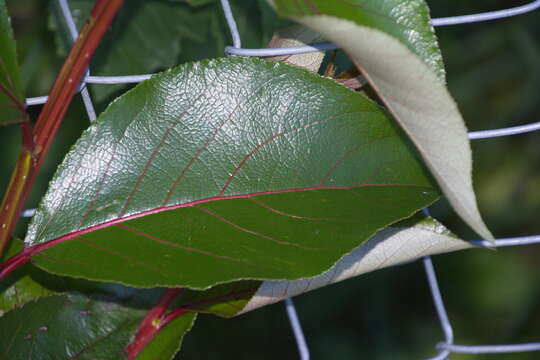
[26,57,437,289]
[240,215,470,314]
[274,0,445,81]
[274,0,493,240]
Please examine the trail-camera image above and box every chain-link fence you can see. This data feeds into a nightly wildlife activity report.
[22,0,540,358]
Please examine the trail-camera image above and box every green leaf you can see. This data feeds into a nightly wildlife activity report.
[0,0,25,125]
[273,0,494,241]
[0,246,196,359]
[0,238,55,314]
[136,312,197,360]
[0,238,163,314]
[52,0,289,106]
[0,241,238,358]
[240,215,471,314]
[272,0,445,81]
[179,281,260,318]
[25,57,437,289]
[0,237,23,260]
[0,293,144,359]
[0,290,197,359]
[0,244,194,358]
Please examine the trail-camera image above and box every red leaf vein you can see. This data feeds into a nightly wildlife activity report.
[116,224,250,264]
[193,205,318,250]
[77,237,168,276]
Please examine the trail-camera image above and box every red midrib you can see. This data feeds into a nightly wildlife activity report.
[28,183,427,255]
[0,183,430,281]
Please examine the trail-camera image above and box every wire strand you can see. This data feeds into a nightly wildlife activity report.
[440,342,540,354]
[285,298,310,360]
[219,0,241,48]
[423,256,454,360]
[430,0,540,27]
[468,121,540,139]
[221,0,540,57]
[57,0,96,121]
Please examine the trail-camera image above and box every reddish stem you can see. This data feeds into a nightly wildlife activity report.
[126,288,184,359]
[20,122,34,151]
[159,308,191,329]
[126,285,258,358]
[159,286,258,327]
[0,252,30,279]
[0,150,32,256]
[0,239,51,281]
[32,0,124,166]
[0,0,125,257]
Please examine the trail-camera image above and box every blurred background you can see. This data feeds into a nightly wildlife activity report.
[2,0,540,358]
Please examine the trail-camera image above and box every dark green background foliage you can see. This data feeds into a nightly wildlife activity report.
[2,0,540,359]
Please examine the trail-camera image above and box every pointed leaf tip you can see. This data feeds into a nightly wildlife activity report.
[271,0,493,241]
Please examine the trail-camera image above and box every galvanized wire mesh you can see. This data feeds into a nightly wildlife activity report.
[22,0,540,358]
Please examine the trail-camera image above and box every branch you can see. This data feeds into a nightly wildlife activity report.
[126,286,258,358]
[0,0,125,257]
[126,288,184,359]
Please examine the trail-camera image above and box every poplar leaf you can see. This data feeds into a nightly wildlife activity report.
[24,57,437,289]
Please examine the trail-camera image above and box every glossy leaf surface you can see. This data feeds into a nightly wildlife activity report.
[0,293,144,359]
[26,57,437,289]
[0,0,25,125]
[274,0,494,240]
